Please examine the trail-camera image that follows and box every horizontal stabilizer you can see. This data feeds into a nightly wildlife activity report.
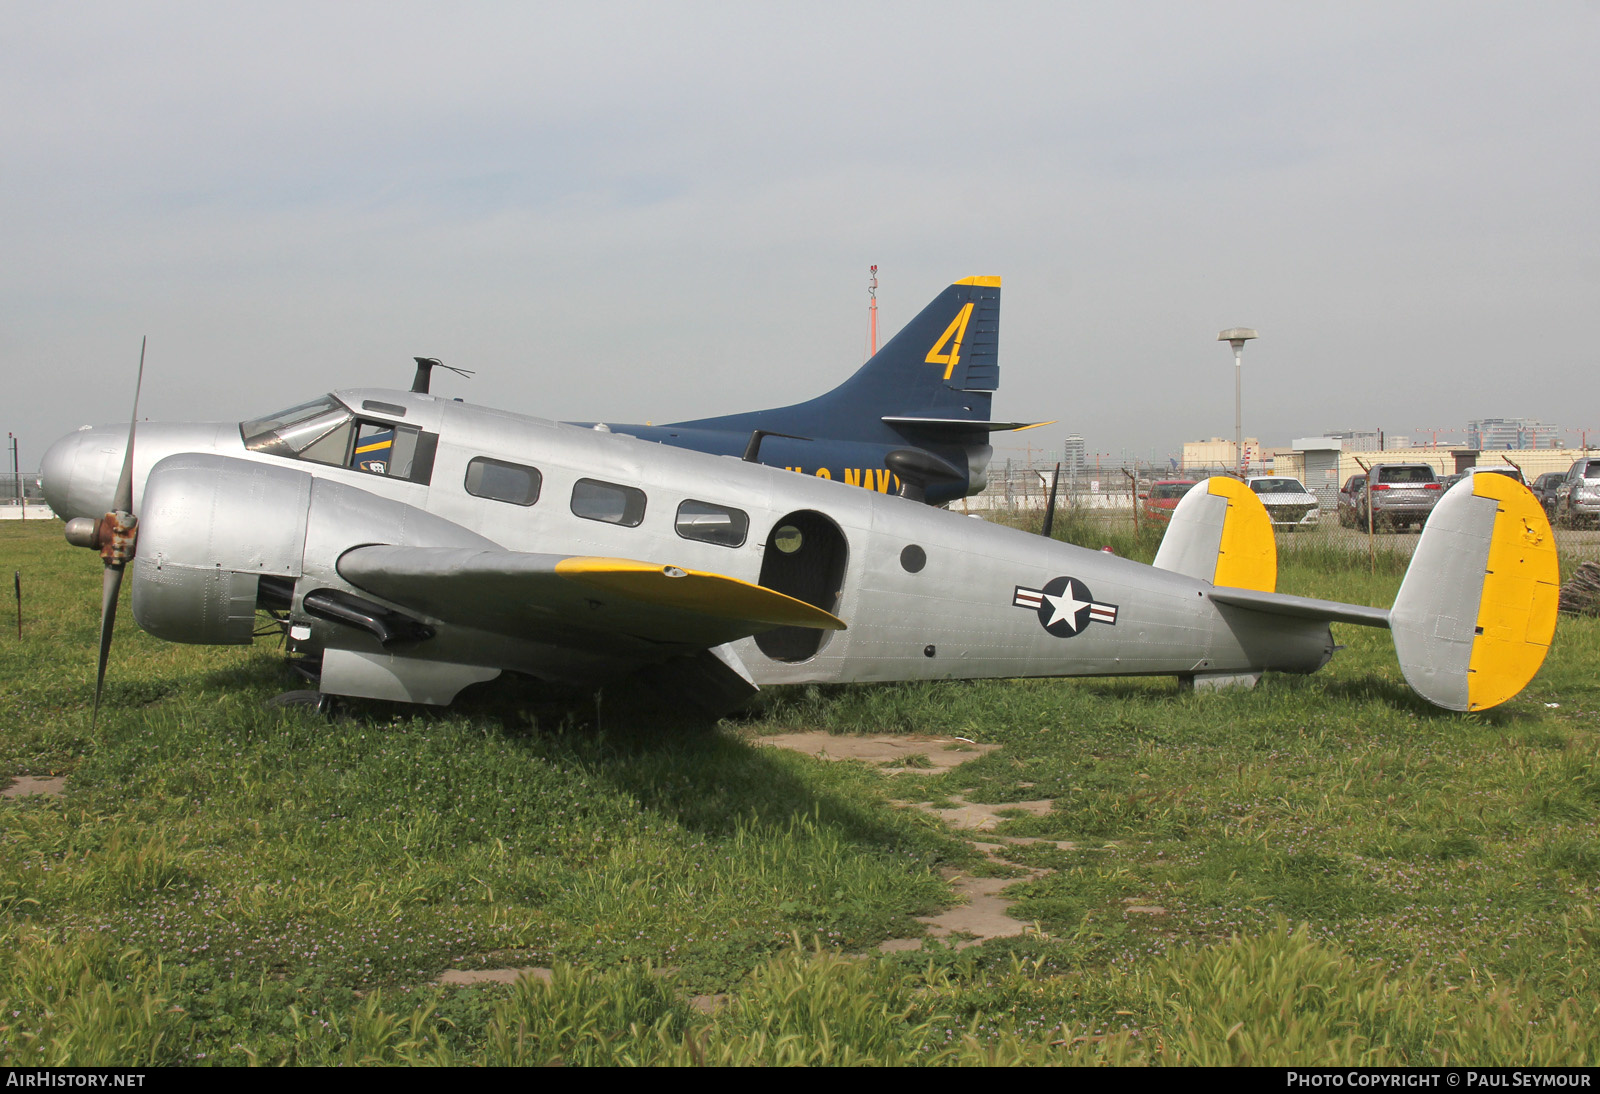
[1211,587,1391,629]
[1390,473,1558,711]
[337,546,845,653]
[882,416,1054,434]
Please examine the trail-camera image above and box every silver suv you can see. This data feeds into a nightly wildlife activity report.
[1246,476,1320,528]
[1555,456,1600,528]
[1360,462,1443,531]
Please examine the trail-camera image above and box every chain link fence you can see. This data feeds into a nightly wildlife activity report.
[0,471,48,520]
[962,458,1600,563]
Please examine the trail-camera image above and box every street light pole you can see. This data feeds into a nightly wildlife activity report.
[1218,328,1258,475]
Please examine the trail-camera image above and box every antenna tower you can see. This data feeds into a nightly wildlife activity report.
[867,265,879,360]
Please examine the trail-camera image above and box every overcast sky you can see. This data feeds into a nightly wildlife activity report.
[5,1,1597,470]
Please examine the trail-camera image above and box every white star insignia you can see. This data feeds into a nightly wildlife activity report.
[1042,584,1089,630]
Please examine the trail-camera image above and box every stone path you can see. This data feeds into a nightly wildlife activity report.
[431,731,1167,985]
[2,775,66,799]
[753,733,1086,952]
[749,731,997,773]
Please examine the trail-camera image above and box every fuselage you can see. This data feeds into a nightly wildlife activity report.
[41,388,1335,693]
[574,420,986,505]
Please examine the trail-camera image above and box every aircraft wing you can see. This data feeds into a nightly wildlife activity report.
[336,546,845,652]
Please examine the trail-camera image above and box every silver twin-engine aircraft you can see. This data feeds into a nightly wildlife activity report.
[41,306,1558,719]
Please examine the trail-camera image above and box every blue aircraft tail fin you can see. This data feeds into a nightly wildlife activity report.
[669,276,1005,439]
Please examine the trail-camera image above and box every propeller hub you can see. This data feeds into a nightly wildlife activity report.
[62,511,139,566]
[64,516,99,549]
[98,511,139,568]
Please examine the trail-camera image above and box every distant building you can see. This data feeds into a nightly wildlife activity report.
[1322,428,1375,451]
[1467,417,1558,449]
[1321,428,1413,451]
[1181,436,1263,473]
[1063,433,1086,480]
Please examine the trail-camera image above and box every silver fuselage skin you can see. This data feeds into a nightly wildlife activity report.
[41,388,1334,692]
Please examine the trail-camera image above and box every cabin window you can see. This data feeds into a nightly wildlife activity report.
[675,500,748,547]
[772,525,804,554]
[465,457,542,506]
[571,478,646,526]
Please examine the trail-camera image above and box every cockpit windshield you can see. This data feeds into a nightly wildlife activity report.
[241,396,355,465]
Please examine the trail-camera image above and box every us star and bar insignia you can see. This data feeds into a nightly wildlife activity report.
[1013,576,1119,638]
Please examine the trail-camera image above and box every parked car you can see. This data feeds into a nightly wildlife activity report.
[1337,474,1366,527]
[1436,466,1525,498]
[1555,456,1600,528]
[1532,471,1567,519]
[1463,465,1526,486]
[1245,476,1320,529]
[1359,463,1443,531]
[1140,480,1200,524]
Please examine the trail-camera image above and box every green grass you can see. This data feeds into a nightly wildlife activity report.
[3,519,1599,1065]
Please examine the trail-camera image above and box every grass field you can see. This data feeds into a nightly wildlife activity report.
[2,518,1597,1065]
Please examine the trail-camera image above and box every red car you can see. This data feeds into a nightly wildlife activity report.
[1141,480,1200,523]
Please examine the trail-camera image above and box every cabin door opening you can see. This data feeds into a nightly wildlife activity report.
[755,510,848,663]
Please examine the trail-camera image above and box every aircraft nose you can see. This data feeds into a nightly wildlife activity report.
[39,427,122,521]
[38,431,83,518]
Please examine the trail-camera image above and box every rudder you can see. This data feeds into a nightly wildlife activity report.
[1152,477,1277,591]
[1390,474,1558,711]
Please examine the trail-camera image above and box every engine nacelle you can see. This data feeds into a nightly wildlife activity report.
[132,455,312,644]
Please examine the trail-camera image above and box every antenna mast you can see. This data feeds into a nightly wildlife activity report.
[867,265,879,360]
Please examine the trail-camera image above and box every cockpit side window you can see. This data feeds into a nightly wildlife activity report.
[354,422,397,473]
[351,421,434,482]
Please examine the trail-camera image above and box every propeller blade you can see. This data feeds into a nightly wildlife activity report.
[93,565,123,729]
[92,336,145,729]
[112,337,146,516]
